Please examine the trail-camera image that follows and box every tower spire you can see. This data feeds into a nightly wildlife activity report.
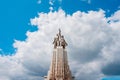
[59,28,61,36]
[44,29,73,80]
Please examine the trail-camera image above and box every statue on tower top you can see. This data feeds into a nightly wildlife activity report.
[58,28,61,36]
[53,29,67,49]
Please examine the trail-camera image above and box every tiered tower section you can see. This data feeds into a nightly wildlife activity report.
[45,29,73,80]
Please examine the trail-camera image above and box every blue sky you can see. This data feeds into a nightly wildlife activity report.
[0,0,120,80]
[0,0,120,54]
[102,76,120,80]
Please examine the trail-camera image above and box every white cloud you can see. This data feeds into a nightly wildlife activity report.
[49,7,54,11]
[0,9,120,80]
[37,0,42,4]
[49,0,54,6]
[81,0,91,4]
[49,0,62,7]
[108,10,120,36]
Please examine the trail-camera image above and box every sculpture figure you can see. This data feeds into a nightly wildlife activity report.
[60,35,67,49]
[53,34,59,48]
[53,29,67,49]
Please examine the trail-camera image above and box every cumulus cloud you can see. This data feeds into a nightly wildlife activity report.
[0,9,120,80]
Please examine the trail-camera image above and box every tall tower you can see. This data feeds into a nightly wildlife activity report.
[45,29,73,80]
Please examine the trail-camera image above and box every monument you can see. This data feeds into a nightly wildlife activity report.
[44,29,74,80]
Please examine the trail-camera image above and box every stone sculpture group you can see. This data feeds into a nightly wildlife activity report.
[53,29,67,49]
